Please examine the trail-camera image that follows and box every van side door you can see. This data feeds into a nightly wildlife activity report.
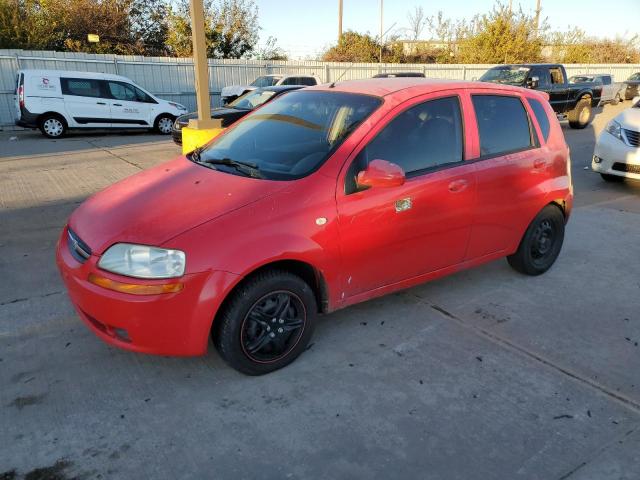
[60,77,112,127]
[105,81,154,128]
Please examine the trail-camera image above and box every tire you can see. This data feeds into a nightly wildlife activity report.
[213,269,317,375]
[507,204,565,276]
[612,93,621,106]
[568,97,592,129]
[39,114,67,138]
[601,173,624,182]
[154,114,174,134]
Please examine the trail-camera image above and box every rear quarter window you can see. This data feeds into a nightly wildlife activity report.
[61,78,104,98]
[527,97,551,142]
[472,95,534,157]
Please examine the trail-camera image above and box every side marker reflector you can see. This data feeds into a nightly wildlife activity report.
[88,273,183,295]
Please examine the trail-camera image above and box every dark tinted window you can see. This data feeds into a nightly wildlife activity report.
[61,78,103,98]
[528,97,551,141]
[472,95,533,156]
[299,77,318,86]
[107,81,155,103]
[345,96,463,193]
[198,91,381,180]
[600,75,612,85]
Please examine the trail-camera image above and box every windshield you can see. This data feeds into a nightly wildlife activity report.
[480,66,530,85]
[229,89,277,110]
[195,91,382,180]
[251,76,281,87]
[629,73,640,81]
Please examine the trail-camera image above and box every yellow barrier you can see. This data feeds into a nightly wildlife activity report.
[181,126,226,155]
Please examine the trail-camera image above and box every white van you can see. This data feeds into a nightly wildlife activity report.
[15,69,187,138]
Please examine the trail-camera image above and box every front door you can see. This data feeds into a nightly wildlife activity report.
[60,77,111,127]
[336,94,476,297]
[105,81,152,128]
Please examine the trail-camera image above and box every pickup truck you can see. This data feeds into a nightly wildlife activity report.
[480,63,602,129]
[569,73,624,105]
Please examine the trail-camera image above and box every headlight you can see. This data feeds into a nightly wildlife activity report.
[606,120,622,140]
[169,102,187,111]
[174,119,184,130]
[98,243,186,279]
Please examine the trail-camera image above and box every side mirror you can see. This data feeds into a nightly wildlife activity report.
[526,76,539,89]
[356,159,405,189]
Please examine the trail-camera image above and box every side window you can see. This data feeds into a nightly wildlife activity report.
[107,81,137,101]
[601,76,612,85]
[472,95,534,157]
[549,67,565,85]
[281,77,297,85]
[527,97,551,142]
[300,77,317,86]
[534,69,551,88]
[61,78,103,98]
[133,86,155,103]
[345,96,464,194]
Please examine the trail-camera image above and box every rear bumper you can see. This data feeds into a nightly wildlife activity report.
[56,226,240,356]
[15,107,39,128]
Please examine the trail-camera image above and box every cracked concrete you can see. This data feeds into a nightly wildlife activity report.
[1,107,639,479]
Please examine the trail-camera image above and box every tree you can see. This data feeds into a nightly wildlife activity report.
[130,0,170,56]
[322,31,381,63]
[406,6,427,41]
[166,0,259,58]
[254,36,288,60]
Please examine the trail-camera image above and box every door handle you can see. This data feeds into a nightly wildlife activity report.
[113,103,123,107]
[533,158,547,169]
[96,101,106,105]
[448,179,469,193]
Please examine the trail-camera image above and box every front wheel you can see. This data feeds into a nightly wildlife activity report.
[213,270,317,375]
[154,114,174,134]
[568,97,592,129]
[507,205,565,276]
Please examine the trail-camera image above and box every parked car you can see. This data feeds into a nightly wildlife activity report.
[592,96,640,181]
[480,63,602,129]
[57,79,572,375]
[172,85,303,145]
[569,74,624,105]
[623,72,640,100]
[14,69,187,138]
[373,72,425,78]
[220,74,320,104]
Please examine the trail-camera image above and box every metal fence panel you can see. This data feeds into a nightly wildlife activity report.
[2,49,639,127]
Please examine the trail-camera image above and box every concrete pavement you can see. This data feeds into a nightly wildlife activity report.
[1,106,639,479]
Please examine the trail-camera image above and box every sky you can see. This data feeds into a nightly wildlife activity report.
[255,0,640,59]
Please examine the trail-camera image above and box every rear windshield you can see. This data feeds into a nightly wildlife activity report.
[229,89,277,110]
[629,73,640,81]
[196,90,382,180]
[480,67,530,86]
[251,76,281,87]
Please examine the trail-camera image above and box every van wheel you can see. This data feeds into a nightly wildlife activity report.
[39,114,67,138]
[213,270,317,375]
[568,97,592,129]
[507,205,565,276]
[154,114,174,134]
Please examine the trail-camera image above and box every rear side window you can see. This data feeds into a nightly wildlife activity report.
[299,77,317,86]
[472,95,533,156]
[61,78,103,98]
[600,76,612,85]
[528,98,551,142]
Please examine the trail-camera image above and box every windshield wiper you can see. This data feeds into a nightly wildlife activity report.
[202,157,264,178]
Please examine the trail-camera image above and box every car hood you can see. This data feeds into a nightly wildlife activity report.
[616,107,640,130]
[176,108,248,127]
[221,85,257,98]
[69,157,285,254]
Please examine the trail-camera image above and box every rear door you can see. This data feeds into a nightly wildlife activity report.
[466,93,545,258]
[14,72,23,119]
[61,77,111,127]
[337,93,476,296]
[105,81,153,128]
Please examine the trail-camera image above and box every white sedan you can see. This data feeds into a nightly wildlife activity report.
[592,97,640,181]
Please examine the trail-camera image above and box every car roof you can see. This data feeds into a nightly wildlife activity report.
[258,85,305,92]
[258,73,316,78]
[19,69,133,83]
[309,77,532,99]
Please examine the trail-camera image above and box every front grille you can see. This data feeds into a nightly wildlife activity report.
[67,228,92,263]
[612,162,640,174]
[623,129,640,147]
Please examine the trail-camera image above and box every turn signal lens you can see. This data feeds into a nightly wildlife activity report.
[88,273,183,295]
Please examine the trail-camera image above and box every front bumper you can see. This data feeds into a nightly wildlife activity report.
[56,226,239,356]
[592,130,640,180]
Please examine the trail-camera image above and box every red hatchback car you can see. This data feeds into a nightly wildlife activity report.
[57,79,572,375]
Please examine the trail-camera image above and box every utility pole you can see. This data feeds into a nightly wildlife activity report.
[534,0,542,37]
[338,0,343,43]
[379,0,383,63]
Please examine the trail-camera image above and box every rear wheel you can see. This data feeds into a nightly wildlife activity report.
[568,97,592,129]
[213,270,317,375]
[154,114,174,134]
[39,114,67,138]
[507,205,565,276]
[601,173,624,182]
